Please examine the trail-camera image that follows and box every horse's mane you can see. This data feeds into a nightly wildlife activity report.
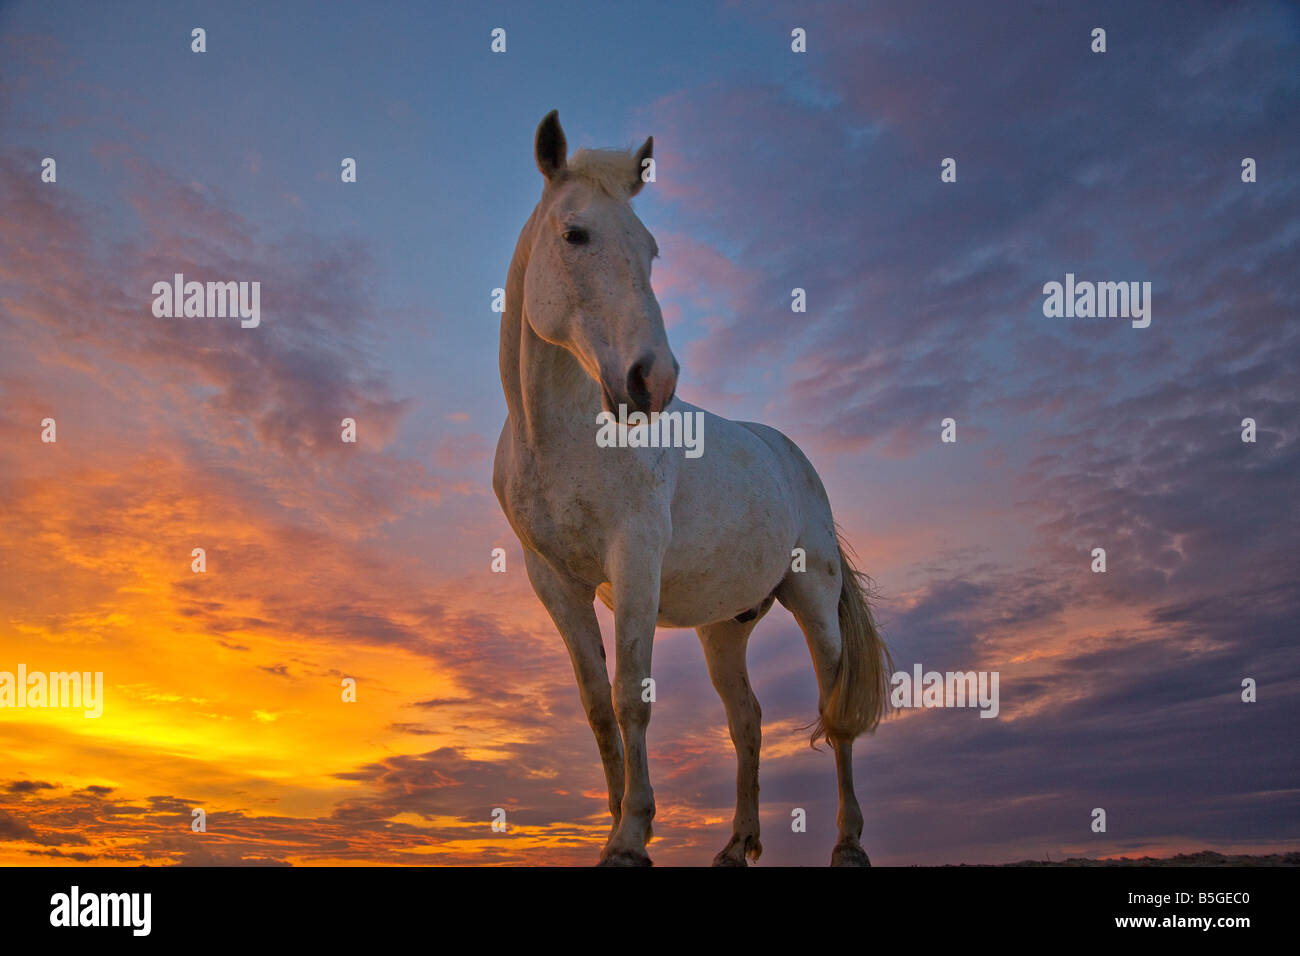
[568,148,638,198]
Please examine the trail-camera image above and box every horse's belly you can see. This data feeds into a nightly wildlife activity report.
[589,493,796,629]
[649,434,801,626]
[660,541,790,627]
[594,572,780,629]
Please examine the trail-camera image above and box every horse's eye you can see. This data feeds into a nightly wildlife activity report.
[562,228,589,245]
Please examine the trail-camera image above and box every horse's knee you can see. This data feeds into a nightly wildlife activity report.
[612,691,651,728]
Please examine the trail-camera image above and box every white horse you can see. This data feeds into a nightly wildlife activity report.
[494,111,893,866]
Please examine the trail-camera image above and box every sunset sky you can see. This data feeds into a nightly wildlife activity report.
[1,0,1296,866]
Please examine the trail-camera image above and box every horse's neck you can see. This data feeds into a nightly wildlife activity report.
[500,211,598,448]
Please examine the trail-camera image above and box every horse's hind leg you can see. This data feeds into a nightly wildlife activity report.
[523,550,626,842]
[696,616,763,866]
[776,555,871,867]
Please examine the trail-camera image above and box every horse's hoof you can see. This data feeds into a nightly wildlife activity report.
[830,841,871,867]
[597,849,653,867]
[712,834,761,866]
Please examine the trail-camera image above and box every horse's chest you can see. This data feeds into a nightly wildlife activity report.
[501,453,611,577]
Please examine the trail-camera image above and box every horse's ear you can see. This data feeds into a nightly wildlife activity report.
[629,135,653,196]
[535,110,567,182]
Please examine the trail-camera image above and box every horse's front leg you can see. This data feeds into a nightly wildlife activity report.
[598,540,663,867]
[522,549,626,837]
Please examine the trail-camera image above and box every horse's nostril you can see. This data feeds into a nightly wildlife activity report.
[627,354,654,413]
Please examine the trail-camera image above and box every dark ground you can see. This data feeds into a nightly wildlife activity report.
[976,851,1300,867]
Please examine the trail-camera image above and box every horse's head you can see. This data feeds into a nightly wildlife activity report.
[523,111,678,416]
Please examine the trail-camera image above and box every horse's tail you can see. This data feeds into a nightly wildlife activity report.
[810,534,894,746]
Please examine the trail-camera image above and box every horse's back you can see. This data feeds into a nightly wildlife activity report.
[734,419,834,516]
[732,418,840,563]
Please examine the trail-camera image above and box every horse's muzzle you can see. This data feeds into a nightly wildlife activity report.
[606,352,678,416]
[631,352,678,414]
